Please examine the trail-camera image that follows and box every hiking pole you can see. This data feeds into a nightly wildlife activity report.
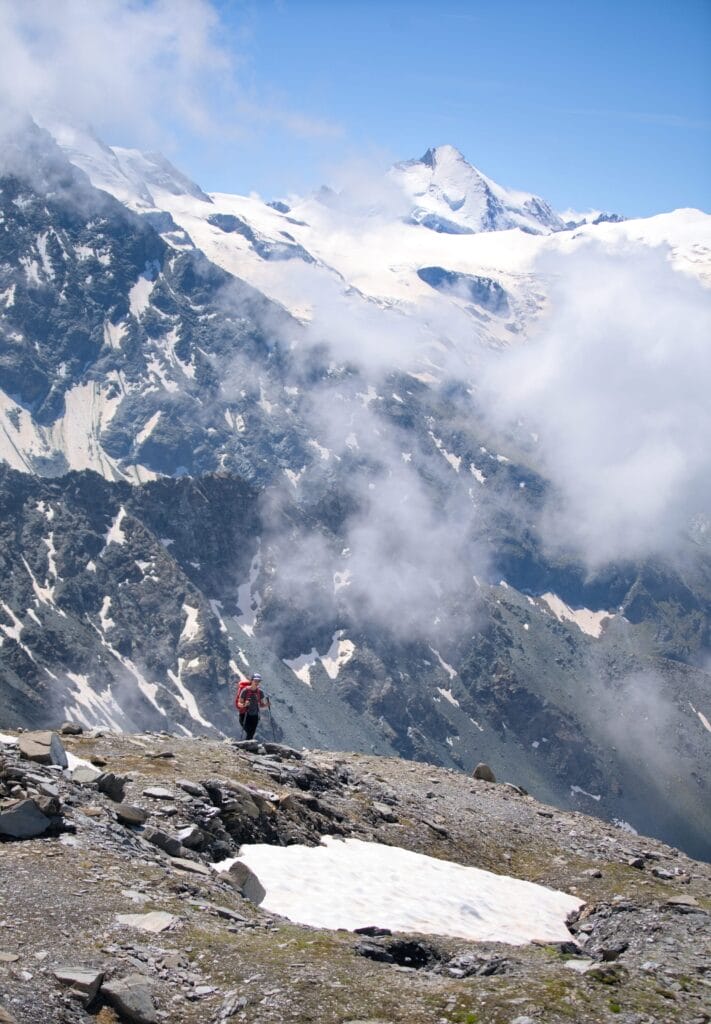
[266,696,277,741]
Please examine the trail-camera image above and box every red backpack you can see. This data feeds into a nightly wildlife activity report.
[235,680,263,709]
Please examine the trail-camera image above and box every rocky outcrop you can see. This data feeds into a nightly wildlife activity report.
[0,729,708,1023]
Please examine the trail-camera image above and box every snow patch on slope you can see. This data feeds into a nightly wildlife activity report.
[218,836,583,944]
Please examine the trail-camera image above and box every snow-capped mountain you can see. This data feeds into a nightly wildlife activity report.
[390,144,566,235]
[1,118,710,860]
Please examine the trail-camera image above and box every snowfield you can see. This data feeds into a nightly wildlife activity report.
[215,836,584,944]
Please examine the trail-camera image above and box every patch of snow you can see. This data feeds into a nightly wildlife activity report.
[469,718,484,732]
[689,702,711,734]
[283,649,318,686]
[430,647,457,679]
[0,732,18,745]
[209,599,228,634]
[236,548,261,637]
[430,433,461,472]
[401,451,412,462]
[104,507,127,548]
[570,785,601,802]
[334,568,352,593]
[167,659,212,728]
[104,321,126,349]
[437,688,460,707]
[37,500,55,522]
[99,596,115,632]
[321,631,355,680]
[129,274,155,317]
[470,464,486,484]
[135,411,161,446]
[64,672,124,731]
[180,604,200,643]
[540,593,612,638]
[220,837,583,944]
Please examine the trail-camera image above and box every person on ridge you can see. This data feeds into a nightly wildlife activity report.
[235,672,267,740]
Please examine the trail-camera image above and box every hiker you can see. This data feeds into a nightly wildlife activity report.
[235,673,267,740]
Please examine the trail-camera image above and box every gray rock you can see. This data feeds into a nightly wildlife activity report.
[115,804,149,826]
[142,787,174,800]
[373,801,398,823]
[0,798,52,839]
[177,824,205,849]
[224,861,266,903]
[176,779,206,797]
[143,827,182,857]
[116,911,178,933]
[472,762,496,783]
[97,772,128,802]
[53,967,104,1005]
[168,856,211,876]
[102,973,157,1024]
[59,722,84,736]
[72,765,102,784]
[18,731,68,768]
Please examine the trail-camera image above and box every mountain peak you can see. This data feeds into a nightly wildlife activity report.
[420,144,467,168]
[391,144,564,236]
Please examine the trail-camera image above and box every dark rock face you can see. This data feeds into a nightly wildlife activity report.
[417,266,509,313]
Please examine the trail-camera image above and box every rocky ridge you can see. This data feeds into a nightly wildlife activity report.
[0,728,709,1024]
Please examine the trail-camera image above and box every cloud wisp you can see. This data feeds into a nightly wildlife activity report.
[0,0,341,152]
[480,241,711,568]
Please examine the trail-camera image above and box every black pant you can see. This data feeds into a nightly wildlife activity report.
[239,713,259,740]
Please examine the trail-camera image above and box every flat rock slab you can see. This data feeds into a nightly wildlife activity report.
[0,799,52,839]
[0,952,20,963]
[176,779,206,797]
[72,765,102,784]
[142,787,174,800]
[116,911,178,933]
[102,974,157,1024]
[18,731,68,768]
[169,856,211,876]
[54,967,104,1003]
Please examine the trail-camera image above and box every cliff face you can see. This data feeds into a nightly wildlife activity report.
[1,728,709,1024]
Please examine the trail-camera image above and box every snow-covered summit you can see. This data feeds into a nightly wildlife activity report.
[390,144,566,235]
[47,121,211,211]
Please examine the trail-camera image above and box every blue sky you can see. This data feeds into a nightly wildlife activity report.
[163,0,711,217]
[3,0,707,216]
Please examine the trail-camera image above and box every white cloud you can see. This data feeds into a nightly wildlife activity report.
[0,0,341,149]
[482,241,711,567]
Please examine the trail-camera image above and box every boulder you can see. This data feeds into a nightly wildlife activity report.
[0,1006,18,1023]
[115,804,148,827]
[101,974,157,1024]
[54,967,104,1005]
[0,798,52,839]
[176,779,206,798]
[472,763,496,783]
[224,861,266,904]
[18,731,68,768]
[143,827,182,858]
[59,722,84,736]
[97,772,128,802]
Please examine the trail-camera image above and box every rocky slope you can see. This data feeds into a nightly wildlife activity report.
[0,727,709,1024]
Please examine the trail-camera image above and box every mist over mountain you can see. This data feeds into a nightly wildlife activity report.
[1,116,710,861]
